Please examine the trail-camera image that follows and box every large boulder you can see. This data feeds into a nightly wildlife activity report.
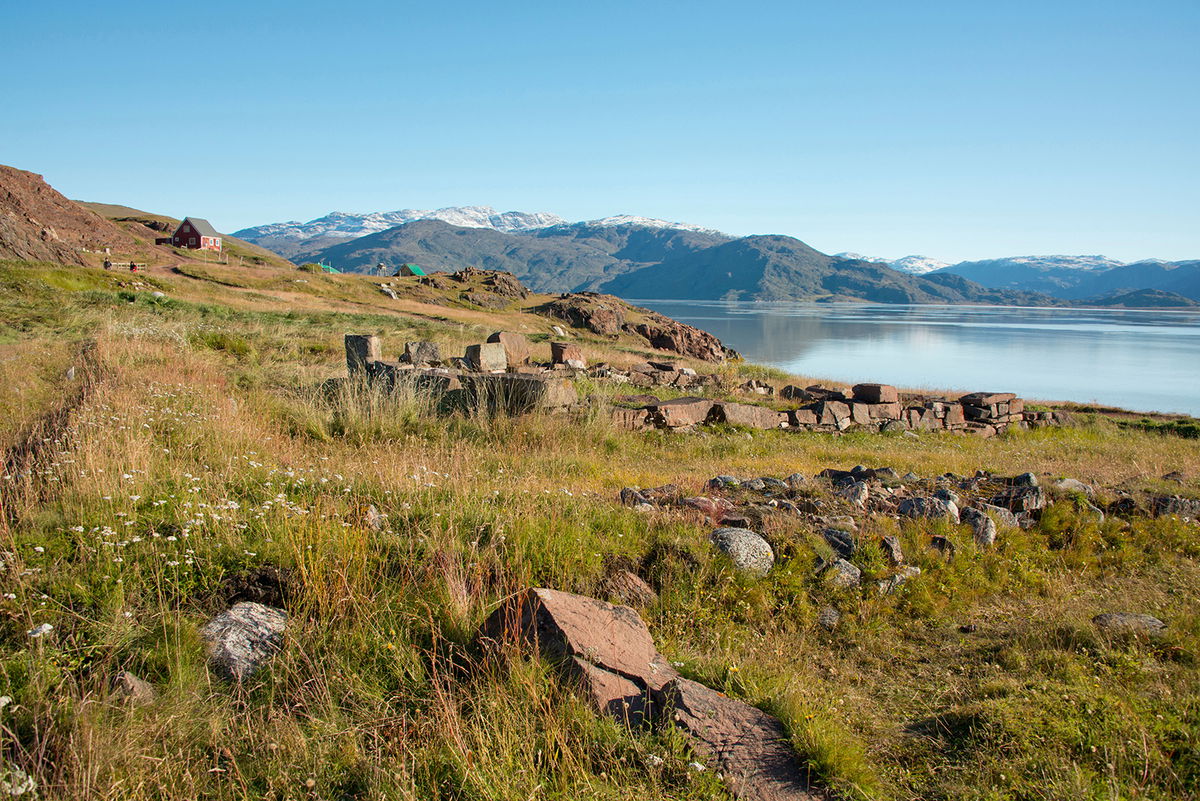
[201,602,287,682]
[402,339,442,366]
[480,589,678,725]
[710,528,775,576]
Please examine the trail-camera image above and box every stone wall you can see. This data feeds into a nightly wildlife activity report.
[345,334,1065,436]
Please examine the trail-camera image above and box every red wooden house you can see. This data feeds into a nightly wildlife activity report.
[167,217,222,251]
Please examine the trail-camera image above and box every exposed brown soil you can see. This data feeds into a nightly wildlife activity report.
[0,165,139,263]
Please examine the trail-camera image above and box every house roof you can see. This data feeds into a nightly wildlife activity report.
[179,217,220,237]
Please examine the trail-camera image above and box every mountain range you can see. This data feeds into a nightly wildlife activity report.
[232,207,1199,306]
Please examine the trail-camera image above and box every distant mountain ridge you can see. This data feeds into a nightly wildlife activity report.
[234,207,722,259]
[235,206,1198,306]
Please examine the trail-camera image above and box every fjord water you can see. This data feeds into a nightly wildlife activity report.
[638,301,1200,416]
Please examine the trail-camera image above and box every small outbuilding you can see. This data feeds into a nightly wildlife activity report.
[396,263,426,277]
[168,217,222,251]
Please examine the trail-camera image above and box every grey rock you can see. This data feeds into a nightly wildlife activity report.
[991,485,1046,513]
[785,472,805,487]
[742,478,767,492]
[1052,477,1095,498]
[877,566,921,595]
[760,477,789,491]
[960,507,997,548]
[898,496,960,523]
[977,503,1020,528]
[201,602,288,682]
[620,487,649,507]
[826,558,862,588]
[110,671,156,705]
[880,534,904,566]
[902,471,920,481]
[822,528,856,559]
[710,528,774,576]
[1093,613,1167,637]
[402,340,442,366]
[817,606,840,631]
[933,488,960,505]
[1012,472,1039,487]
[707,475,741,490]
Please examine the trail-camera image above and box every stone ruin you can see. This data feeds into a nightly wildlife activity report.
[614,383,1065,437]
[345,334,1066,436]
[345,332,581,415]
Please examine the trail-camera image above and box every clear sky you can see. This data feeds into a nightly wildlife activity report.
[3,0,1197,262]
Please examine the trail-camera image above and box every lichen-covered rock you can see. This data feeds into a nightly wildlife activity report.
[201,602,288,682]
[710,528,774,576]
[1093,613,1167,637]
[826,558,862,588]
[898,496,960,523]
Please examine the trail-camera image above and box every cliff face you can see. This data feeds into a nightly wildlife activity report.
[0,165,137,264]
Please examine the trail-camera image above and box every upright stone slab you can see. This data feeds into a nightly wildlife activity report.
[345,334,380,375]
[487,331,531,366]
[464,342,508,372]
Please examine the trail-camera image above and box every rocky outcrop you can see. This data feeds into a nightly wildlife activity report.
[535,292,738,362]
[1,165,138,264]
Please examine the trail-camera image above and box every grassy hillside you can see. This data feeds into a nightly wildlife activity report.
[1,259,1199,800]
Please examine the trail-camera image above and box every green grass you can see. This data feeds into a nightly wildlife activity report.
[0,258,1198,800]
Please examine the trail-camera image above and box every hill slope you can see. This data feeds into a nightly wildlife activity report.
[601,234,1061,304]
[0,165,139,264]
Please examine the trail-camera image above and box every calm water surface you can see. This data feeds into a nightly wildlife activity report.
[637,301,1200,416]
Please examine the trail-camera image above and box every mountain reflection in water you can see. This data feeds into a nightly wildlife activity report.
[636,301,1200,416]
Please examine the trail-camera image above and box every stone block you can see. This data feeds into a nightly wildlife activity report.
[648,397,714,428]
[817,400,851,426]
[960,392,1017,407]
[789,408,819,427]
[465,342,508,372]
[852,383,899,404]
[709,402,786,430]
[868,402,902,420]
[850,402,873,425]
[402,340,441,366]
[458,374,577,415]
[345,334,381,375]
[486,331,531,366]
[551,341,586,366]
[611,407,651,431]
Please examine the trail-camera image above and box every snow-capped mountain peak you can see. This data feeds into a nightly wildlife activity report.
[834,252,948,275]
[579,215,726,235]
[234,206,566,243]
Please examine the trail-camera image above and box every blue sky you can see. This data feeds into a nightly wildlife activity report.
[3,0,1197,262]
